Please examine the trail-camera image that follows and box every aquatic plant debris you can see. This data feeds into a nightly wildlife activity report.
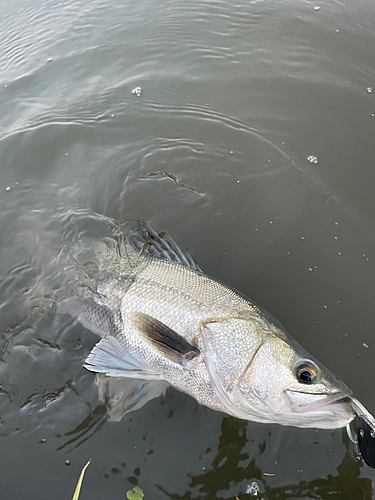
[126,486,144,500]
[72,460,91,500]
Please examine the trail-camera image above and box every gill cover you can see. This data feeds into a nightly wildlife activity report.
[199,316,264,420]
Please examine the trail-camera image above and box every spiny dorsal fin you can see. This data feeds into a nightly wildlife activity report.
[126,220,204,273]
[132,312,200,365]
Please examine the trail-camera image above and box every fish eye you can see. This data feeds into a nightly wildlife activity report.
[295,361,318,384]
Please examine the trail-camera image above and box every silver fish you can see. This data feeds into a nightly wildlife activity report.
[61,219,356,429]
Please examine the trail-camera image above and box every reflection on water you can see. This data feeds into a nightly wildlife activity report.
[57,402,107,452]
[160,417,372,500]
[185,418,263,498]
[265,453,372,500]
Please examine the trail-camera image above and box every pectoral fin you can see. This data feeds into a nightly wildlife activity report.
[84,336,161,380]
[132,312,200,365]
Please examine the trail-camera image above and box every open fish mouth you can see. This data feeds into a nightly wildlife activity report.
[285,390,354,415]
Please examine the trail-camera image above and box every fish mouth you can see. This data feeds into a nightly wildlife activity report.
[285,390,354,415]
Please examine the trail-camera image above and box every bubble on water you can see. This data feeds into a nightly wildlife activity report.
[111,114,115,117]
[301,236,305,240]
[132,87,142,97]
[334,236,338,240]
[367,87,373,93]
[4,84,7,88]
[308,267,313,272]
[269,220,273,224]
[246,481,260,496]
[236,179,240,184]
[65,460,71,466]
[229,150,234,154]
[363,342,369,348]
[314,6,321,10]
[323,305,328,309]
[5,186,11,192]
[336,29,340,32]
[307,155,318,164]
[47,57,53,62]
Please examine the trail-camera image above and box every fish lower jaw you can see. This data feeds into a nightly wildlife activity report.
[254,408,355,429]
[285,389,353,412]
[281,390,355,428]
[288,408,355,429]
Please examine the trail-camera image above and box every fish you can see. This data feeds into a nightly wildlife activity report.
[58,218,358,430]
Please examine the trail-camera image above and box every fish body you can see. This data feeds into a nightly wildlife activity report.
[64,220,355,429]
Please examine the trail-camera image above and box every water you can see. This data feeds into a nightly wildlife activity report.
[1,0,375,498]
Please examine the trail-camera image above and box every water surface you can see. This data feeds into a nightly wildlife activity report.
[1,0,375,498]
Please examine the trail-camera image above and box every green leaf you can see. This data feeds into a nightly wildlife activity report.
[126,486,144,500]
[72,460,91,500]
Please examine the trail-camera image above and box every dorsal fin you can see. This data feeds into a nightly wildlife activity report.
[123,220,204,273]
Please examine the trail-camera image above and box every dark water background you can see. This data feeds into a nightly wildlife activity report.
[1,0,375,498]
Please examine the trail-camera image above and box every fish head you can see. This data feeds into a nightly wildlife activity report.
[237,331,355,429]
[201,314,355,429]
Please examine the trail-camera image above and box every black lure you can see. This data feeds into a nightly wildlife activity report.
[357,415,375,469]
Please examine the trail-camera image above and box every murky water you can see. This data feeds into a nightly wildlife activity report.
[1,0,375,498]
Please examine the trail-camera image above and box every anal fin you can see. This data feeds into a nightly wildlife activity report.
[96,374,169,422]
